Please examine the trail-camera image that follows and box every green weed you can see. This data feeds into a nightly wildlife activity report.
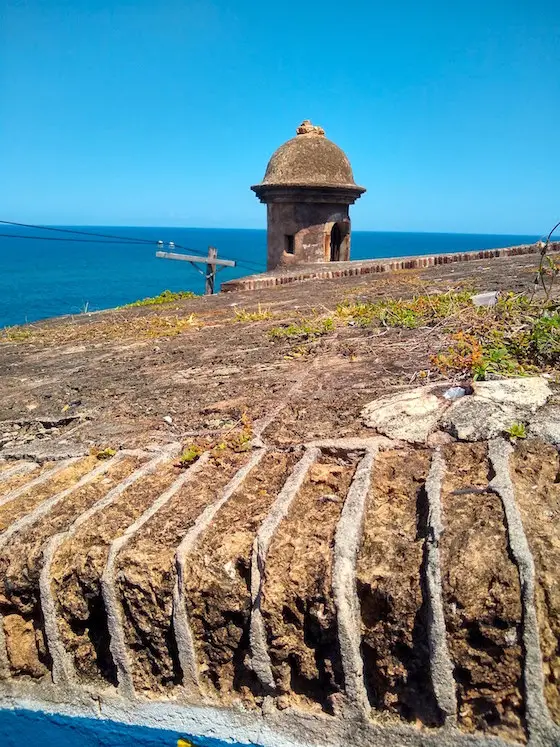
[92,447,117,460]
[268,317,335,341]
[226,412,254,452]
[336,290,474,329]
[120,289,197,308]
[234,303,272,322]
[179,444,203,466]
[0,326,34,342]
[504,422,527,440]
[433,294,560,379]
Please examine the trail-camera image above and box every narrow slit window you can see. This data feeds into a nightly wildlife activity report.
[284,234,295,254]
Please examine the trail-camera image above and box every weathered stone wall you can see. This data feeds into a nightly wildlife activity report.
[266,202,350,270]
[224,241,557,292]
[1,429,559,746]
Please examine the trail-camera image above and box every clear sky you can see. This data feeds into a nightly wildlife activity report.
[1,0,558,234]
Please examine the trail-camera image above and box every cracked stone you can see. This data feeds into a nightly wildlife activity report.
[528,404,560,444]
[473,377,552,412]
[361,387,445,443]
[442,397,519,441]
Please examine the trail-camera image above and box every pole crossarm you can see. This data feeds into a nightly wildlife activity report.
[156,250,236,268]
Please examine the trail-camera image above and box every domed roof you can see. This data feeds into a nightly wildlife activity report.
[252,121,365,192]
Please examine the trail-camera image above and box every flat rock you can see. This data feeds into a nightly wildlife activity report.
[473,377,552,411]
[527,404,560,444]
[361,386,445,443]
[442,397,519,441]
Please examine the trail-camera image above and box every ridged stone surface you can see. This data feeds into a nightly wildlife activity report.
[0,430,558,746]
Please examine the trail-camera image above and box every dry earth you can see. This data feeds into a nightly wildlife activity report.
[0,253,559,747]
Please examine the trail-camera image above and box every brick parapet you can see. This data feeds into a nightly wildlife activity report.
[222,242,557,293]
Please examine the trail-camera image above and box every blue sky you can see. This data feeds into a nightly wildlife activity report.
[0,0,558,233]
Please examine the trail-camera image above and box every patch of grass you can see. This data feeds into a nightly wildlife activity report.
[335,300,379,327]
[120,289,197,308]
[505,422,527,440]
[433,294,560,379]
[0,313,200,346]
[519,312,560,365]
[234,303,272,322]
[0,326,34,342]
[224,412,254,452]
[283,344,310,360]
[337,289,558,380]
[91,447,117,460]
[336,290,474,329]
[178,443,203,467]
[179,413,254,466]
[139,314,200,339]
[268,317,335,341]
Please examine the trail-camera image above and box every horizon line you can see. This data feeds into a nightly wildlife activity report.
[4,224,543,238]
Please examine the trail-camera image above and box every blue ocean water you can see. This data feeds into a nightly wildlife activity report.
[0,708,248,747]
[0,226,539,328]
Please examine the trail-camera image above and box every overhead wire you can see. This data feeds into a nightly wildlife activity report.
[0,220,161,246]
[0,220,266,273]
[0,233,145,244]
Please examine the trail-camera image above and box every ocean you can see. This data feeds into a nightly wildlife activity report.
[0,226,539,328]
[0,708,244,747]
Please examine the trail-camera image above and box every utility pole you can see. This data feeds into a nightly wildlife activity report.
[205,246,218,295]
[156,244,235,295]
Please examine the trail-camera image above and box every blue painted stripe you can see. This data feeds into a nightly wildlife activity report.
[0,708,254,747]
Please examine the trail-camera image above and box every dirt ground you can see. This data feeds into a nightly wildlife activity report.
[0,254,559,745]
[0,252,552,457]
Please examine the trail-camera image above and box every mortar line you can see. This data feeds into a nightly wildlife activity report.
[308,437,391,450]
[0,612,8,680]
[0,452,127,679]
[120,448,152,458]
[332,446,377,717]
[38,443,180,687]
[249,446,320,690]
[101,451,212,698]
[424,449,458,724]
[0,453,127,546]
[488,438,558,745]
[173,448,268,697]
[0,461,39,483]
[0,458,79,509]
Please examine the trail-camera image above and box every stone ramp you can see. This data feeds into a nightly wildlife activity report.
[0,434,558,747]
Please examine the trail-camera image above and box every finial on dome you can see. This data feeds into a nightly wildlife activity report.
[296,120,325,136]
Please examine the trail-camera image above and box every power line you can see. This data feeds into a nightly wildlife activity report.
[0,219,266,273]
[0,220,159,246]
[0,233,146,244]
[221,257,265,272]
[0,219,210,257]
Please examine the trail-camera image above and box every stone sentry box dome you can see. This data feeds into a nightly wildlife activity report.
[251,120,366,271]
